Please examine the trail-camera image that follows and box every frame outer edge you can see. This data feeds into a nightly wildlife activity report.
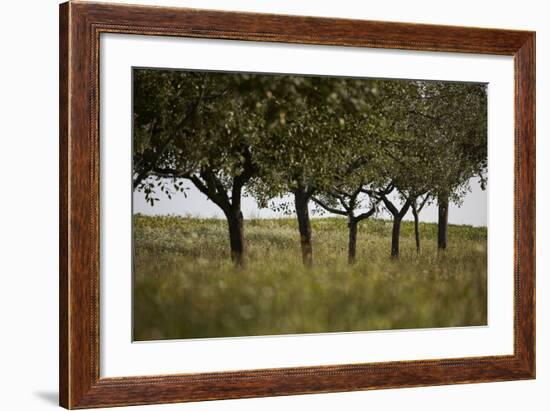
[61,2,536,408]
[62,1,98,408]
[59,1,70,408]
[515,33,536,377]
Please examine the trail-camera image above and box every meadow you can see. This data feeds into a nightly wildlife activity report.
[133,214,487,341]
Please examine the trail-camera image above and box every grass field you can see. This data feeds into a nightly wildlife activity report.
[133,214,487,341]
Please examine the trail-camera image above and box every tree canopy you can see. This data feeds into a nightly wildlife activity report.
[133,68,487,265]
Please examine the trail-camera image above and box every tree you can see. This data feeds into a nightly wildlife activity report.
[412,82,488,250]
[366,80,487,256]
[360,80,433,258]
[133,70,209,190]
[134,69,487,266]
[310,112,384,264]
[251,76,380,266]
[313,189,379,264]
[251,94,326,267]
[133,70,265,266]
[410,193,431,254]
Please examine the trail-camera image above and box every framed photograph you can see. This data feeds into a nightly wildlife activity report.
[59,1,535,409]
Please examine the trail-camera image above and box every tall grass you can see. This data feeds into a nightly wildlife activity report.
[133,215,487,341]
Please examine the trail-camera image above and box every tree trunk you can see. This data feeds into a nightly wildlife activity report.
[438,194,449,250]
[412,205,421,254]
[226,209,245,266]
[294,189,313,267]
[391,217,402,258]
[348,217,357,264]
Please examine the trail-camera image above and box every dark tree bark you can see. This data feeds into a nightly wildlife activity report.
[150,147,256,268]
[225,208,245,266]
[438,193,449,250]
[411,204,420,254]
[347,208,377,264]
[391,217,403,258]
[374,190,411,258]
[411,194,430,254]
[312,187,378,265]
[348,217,358,264]
[294,187,313,267]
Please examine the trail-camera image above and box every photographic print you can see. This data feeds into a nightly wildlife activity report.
[132,68,488,341]
[59,5,535,406]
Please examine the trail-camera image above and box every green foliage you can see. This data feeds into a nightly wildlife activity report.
[133,71,487,204]
[133,69,488,261]
[133,215,487,340]
[133,69,265,214]
[365,81,487,201]
[249,76,381,198]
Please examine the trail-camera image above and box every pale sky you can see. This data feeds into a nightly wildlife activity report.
[134,176,487,227]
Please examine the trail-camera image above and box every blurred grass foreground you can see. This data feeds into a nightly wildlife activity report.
[133,215,487,341]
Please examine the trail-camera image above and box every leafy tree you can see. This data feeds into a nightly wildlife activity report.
[134,69,487,266]
[359,80,432,257]
[310,112,384,264]
[312,190,379,264]
[412,82,488,249]
[365,80,487,256]
[411,193,432,254]
[133,70,210,190]
[250,92,325,266]
[133,69,264,266]
[251,76,379,266]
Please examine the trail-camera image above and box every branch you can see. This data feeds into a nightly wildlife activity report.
[150,167,191,179]
[361,183,397,216]
[363,183,394,198]
[351,185,363,200]
[354,203,378,222]
[200,169,230,210]
[411,201,419,219]
[337,196,351,212]
[330,191,346,202]
[311,197,347,216]
[305,184,316,198]
[132,78,207,187]
[382,183,394,195]
[133,170,151,190]
[232,147,256,191]
[188,174,229,213]
[134,166,190,190]
[380,194,399,216]
[417,193,431,213]
[188,175,209,197]
[397,197,413,219]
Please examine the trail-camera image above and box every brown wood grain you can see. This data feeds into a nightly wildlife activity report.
[59,1,536,409]
[514,34,536,375]
[59,2,69,407]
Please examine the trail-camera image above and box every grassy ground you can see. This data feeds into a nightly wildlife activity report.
[133,215,487,341]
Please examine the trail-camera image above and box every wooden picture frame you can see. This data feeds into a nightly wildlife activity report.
[59,1,535,408]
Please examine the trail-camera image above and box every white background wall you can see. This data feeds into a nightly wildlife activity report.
[0,0,546,410]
